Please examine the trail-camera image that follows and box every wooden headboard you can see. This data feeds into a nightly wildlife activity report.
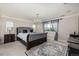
[16,27,33,34]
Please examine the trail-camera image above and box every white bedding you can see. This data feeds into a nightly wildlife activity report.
[17,33,29,42]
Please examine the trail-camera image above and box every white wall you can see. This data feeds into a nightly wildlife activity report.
[58,14,79,44]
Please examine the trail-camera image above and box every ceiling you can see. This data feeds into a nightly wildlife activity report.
[0,3,79,20]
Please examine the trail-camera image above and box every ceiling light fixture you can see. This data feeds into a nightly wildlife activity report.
[64,3,69,5]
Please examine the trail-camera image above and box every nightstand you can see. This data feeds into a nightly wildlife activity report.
[4,34,15,43]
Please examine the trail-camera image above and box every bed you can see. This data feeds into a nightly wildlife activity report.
[16,27,47,50]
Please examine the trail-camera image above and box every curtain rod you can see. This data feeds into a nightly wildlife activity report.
[42,18,62,23]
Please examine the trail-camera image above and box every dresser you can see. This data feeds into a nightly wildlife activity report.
[4,34,15,43]
[68,35,79,56]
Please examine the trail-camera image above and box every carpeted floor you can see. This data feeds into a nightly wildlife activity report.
[0,41,26,56]
[0,41,78,56]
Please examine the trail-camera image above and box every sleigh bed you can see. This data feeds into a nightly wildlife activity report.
[16,27,47,50]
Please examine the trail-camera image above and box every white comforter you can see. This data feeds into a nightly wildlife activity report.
[17,33,29,42]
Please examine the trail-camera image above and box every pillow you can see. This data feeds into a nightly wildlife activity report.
[30,30,33,32]
[23,30,27,33]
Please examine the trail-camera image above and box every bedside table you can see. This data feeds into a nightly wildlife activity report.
[4,34,15,43]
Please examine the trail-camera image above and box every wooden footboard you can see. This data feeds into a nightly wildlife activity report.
[17,34,47,50]
[27,35,47,50]
[27,33,47,50]
[17,37,27,46]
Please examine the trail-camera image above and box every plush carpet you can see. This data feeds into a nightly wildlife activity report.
[0,41,26,56]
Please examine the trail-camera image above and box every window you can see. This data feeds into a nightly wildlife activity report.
[43,19,59,41]
[43,19,59,32]
[6,21,14,33]
[44,22,52,31]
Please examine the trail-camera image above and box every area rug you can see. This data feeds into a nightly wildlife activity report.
[25,42,68,56]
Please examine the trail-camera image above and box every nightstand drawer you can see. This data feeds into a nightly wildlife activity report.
[4,34,15,43]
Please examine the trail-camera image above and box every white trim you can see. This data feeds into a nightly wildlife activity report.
[61,13,79,19]
[1,15,30,21]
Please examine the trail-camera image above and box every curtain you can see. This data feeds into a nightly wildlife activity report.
[43,19,59,41]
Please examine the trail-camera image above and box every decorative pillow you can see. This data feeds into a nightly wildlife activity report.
[23,30,27,33]
[30,30,33,32]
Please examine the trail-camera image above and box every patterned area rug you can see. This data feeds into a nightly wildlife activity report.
[25,42,68,56]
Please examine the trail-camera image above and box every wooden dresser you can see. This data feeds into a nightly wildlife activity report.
[68,35,79,56]
[4,34,15,43]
